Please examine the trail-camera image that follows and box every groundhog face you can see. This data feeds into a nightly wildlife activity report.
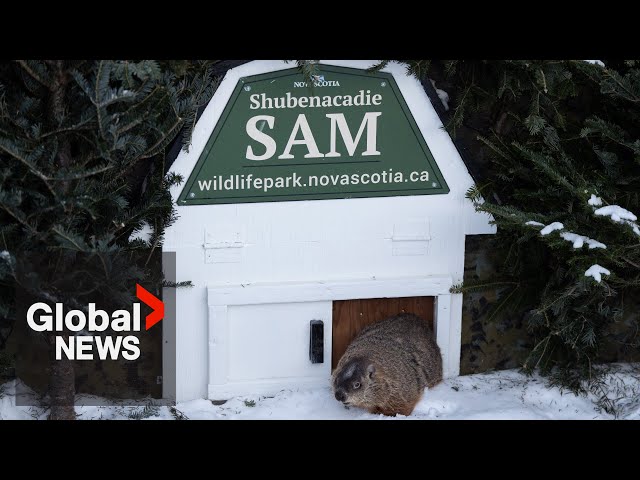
[332,357,376,408]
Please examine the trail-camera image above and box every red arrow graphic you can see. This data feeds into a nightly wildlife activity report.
[136,284,164,330]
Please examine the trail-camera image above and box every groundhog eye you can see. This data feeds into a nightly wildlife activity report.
[353,382,361,389]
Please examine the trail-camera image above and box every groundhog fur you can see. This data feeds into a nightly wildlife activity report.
[332,313,442,417]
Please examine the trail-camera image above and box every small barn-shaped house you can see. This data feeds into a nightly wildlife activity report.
[163,60,495,402]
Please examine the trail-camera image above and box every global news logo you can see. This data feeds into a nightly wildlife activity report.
[26,284,164,361]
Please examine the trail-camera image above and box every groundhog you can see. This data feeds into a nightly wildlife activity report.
[332,313,442,417]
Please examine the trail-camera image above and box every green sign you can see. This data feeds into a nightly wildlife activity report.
[179,65,449,205]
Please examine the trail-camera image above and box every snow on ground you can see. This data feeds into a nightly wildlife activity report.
[2,365,640,420]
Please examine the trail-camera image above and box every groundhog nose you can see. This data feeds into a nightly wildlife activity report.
[335,390,347,402]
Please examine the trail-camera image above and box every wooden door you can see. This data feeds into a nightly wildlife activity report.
[331,296,435,369]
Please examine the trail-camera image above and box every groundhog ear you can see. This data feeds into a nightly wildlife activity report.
[367,364,376,378]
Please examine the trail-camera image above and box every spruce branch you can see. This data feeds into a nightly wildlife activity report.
[15,60,50,89]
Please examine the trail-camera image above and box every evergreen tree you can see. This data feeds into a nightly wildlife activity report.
[0,60,217,419]
[394,60,640,391]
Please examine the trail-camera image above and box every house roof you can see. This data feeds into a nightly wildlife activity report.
[164,60,494,238]
[164,60,479,186]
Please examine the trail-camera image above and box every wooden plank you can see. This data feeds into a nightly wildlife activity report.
[207,276,452,306]
[331,300,351,369]
[331,296,434,370]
